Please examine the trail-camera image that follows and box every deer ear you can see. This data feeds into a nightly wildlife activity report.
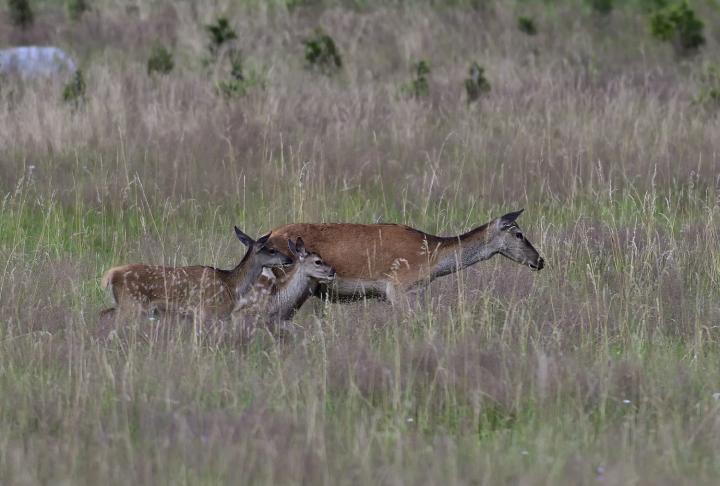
[255,232,271,248]
[294,237,307,256]
[497,209,524,229]
[234,226,254,247]
[287,238,298,257]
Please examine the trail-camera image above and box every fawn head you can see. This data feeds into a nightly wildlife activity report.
[489,210,544,271]
[235,226,293,268]
[287,237,336,282]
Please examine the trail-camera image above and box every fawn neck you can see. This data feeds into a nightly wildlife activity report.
[227,253,266,299]
[268,267,316,321]
[431,223,496,278]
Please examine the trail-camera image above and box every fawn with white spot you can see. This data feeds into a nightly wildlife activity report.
[99,227,292,323]
[233,237,335,335]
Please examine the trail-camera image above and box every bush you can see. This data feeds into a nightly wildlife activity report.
[8,0,33,28]
[62,70,86,106]
[66,0,88,20]
[216,51,264,99]
[303,28,342,75]
[285,0,321,10]
[401,60,430,99]
[147,45,174,75]
[465,62,491,103]
[639,0,669,11]
[650,1,704,55]
[228,50,244,81]
[588,0,613,15]
[517,16,537,35]
[216,71,264,99]
[206,17,237,56]
[694,64,720,107]
[218,50,245,97]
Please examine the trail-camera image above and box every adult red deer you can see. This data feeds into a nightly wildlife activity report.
[265,210,544,304]
[99,228,292,322]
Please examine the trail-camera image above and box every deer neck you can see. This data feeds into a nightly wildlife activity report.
[431,223,497,278]
[268,268,316,321]
[228,253,265,299]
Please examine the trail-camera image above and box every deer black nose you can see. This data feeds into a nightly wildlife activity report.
[537,257,545,270]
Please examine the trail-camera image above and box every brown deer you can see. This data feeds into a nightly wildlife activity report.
[264,210,544,304]
[234,237,336,326]
[99,227,292,322]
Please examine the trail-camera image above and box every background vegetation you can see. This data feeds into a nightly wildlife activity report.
[1,0,719,484]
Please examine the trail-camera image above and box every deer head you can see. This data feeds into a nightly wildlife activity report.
[488,210,544,271]
[287,237,336,282]
[234,226,292,268]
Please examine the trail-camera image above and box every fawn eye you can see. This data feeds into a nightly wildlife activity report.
[315,260,321,266]
[515,233,523,239]
[269,249,276,254]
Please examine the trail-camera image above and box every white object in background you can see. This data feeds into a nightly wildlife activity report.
[0,46,77,78]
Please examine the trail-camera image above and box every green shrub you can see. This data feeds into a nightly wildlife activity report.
[66,0,88,20]
[465,62,491,103]
[650,1,704,54]
[694,64,720,107]
[217,79,246,98]
[401,60,430,99]
[517,16,537,35]
[588,0,613,14]
[147,45,174,75]
[216,51,264,99]
[285,0,321,10]
[62,70,86,106]
[303,28,342,75]
[206,17,237,56]
[8,0,33,28]
[216,71,264,99]
[639,0,669,11]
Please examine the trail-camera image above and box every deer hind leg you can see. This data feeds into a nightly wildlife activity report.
[96,307,118,340]
[97,305,147,340]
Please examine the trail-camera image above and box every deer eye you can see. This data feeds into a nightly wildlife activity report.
[315,260,321,266]
[515,233,523,239]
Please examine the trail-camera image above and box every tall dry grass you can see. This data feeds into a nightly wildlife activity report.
[1,0,719,484]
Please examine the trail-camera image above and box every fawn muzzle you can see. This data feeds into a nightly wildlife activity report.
[529,257,544,271]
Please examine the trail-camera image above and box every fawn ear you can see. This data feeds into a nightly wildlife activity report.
[255,232,271,249]
[294,237,307,256]
[497,209,524,230]
[234,226,255,247]
[287,238,298,258]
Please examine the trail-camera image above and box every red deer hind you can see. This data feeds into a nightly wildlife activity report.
[265,209,544,304]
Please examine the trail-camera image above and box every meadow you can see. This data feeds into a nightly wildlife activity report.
[1,0,719,484]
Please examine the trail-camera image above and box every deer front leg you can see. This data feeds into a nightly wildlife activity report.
[310,297,327,318]
[384,281,401,306]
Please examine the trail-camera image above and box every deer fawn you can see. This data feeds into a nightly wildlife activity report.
[233,237,335,333]
[264,210,544,304]
[99,227,292,322]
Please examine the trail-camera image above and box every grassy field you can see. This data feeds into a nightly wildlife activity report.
[1,0,720,484]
